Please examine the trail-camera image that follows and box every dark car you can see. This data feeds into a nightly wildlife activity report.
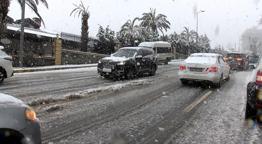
[224,52,249,70]
[248,54,260,70]
[246,59,262,122]
[0,93,41,144]
[97,47,158,80]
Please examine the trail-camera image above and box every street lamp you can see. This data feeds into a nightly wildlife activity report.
[196,10,205,43]
[19,0,26,67]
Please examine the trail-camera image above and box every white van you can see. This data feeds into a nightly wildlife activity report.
[138,41,173,64]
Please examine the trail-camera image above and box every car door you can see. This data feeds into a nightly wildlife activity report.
[141,49,151,71]
[136,49,146,72]
[142,49,154,71]
[222,56,230,77]
[219,56,229,78]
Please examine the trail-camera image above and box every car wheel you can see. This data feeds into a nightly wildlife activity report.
[150,65,157,76]
[214,74,223,88]
[180,79,188,85]
[0,70,5,83]
[103,75,110,79]
[164,60,168,65]
[245,102,257,120]
[225,73,230,81]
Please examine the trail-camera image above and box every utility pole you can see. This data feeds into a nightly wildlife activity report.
[196,10,205,43]
[19,0,25,67]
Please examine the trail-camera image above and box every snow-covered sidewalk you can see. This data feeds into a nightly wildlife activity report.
[14,64,97,73]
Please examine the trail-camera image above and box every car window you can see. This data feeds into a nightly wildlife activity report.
[137,49,143,56]
[142,49,153,56]
[156,47,171,53]
[112,49,137,58]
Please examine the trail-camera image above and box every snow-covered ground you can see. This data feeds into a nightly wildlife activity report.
[165,71,262,144]
[169,59,184,65]
[15,67,97,75]
[28,78,152,106]
[14,64,97,70]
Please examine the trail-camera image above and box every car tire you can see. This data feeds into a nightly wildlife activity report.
[214,74,223,88]
[245,102,257,120]
[150,65,157,76]
[164,61,168,65]
[180,79,188,85]
[0,70,5,84]
[225,73,230,81]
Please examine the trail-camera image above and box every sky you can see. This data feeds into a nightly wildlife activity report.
[8,0,262,49]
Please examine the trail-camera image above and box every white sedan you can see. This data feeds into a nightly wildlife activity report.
[0,46,13,83]
[178,53,230,87]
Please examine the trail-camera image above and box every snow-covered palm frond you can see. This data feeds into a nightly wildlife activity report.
[16,0,48,25]
[70,1,89,17]
[140,8,170,36]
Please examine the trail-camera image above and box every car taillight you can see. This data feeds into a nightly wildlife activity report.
[256,70,262,85]
[208,66,218,72]
[236,58,242,61]
[179,65,187,71]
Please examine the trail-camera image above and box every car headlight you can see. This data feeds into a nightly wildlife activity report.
[117,61,125,65]
[25,107,37,122]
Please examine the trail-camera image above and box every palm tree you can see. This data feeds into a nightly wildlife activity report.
[70,1,90,52]
[181,27,199,55]
[119,17,142,46]
[140,8,170,37]
[0,0,48,38]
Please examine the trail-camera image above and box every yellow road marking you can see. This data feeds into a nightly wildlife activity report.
[183,90,213,113]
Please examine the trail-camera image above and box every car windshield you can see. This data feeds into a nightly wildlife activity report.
[249,56,259,63]
[112,49,137,58]
[2,0,262,144]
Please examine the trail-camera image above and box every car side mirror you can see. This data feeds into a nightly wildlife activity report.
[136,55,143,59]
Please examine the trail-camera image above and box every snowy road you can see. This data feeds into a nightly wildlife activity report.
[0,64,260,144]
[0,65,178,103]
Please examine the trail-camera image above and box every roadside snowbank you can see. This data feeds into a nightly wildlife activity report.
[28,79,152,106]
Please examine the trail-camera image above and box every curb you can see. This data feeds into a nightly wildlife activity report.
[14,64,97,73]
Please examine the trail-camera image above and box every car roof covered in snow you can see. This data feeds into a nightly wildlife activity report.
[191,53,222,57]
[121,47,154,51]
[138,41,171,48]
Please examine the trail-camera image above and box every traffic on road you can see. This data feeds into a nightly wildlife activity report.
[1,0,262,144]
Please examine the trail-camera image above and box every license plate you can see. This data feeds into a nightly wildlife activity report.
[103,68,111,72]
[190,67,203,72]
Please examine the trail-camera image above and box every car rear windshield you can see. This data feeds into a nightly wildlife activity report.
[226,53,246,58]
[185,55,217,64]
[112,49,137,58]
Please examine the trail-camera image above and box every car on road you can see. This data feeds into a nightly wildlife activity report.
[248,54,260,70]
[0,46,14,83]
[245,58,262,122]
[138,41,173,64]
[178,53,230,87]
[0,93,41,144]
[224,52,249,70]
[97,47,157,80]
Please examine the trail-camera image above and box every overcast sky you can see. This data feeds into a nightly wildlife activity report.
[8,0,262,49]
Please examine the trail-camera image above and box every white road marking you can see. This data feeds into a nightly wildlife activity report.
[183,90,213,113]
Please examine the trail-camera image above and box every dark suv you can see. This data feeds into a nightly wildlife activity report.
[246,58,262,122]
[97,47,157,80]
